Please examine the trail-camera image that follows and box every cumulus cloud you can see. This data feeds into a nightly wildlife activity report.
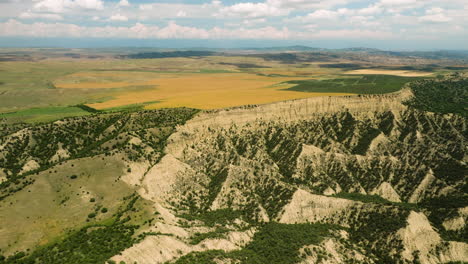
[4,0,466,44]
[217,0,359,18]
[419,7,452,23]
[138,4,151,10]
[33,0,103,13]
[74,0,102,10]
[309,29,393,39]
[358,4,383,15]
[0,19,397,40]
[218,2,289,18]
[304,9,339,20]
[33,0,69,13]
[211,0,221,6]
[109,13,128,21]
[288,5,383,24]
[242,18,267,26]
[118,0,129,7]
[19,11,63,20]
[377,0,423,13]
[176,10,187,17]
[266,0,354,10]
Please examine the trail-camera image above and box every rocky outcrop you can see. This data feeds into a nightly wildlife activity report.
[142,89,466,263]
[279,189,358,225]
[398,211,468,264]
[111,228,256,264]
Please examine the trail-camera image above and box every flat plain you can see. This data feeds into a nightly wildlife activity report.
[0,48,450,123]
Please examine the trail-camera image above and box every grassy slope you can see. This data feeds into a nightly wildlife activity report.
[0,108,199,263]
[0,155,135,256]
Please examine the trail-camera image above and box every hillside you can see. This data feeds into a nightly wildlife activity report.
[0,74,466,264]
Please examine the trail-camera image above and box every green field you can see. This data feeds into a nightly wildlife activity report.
[0,106,92,123]
[284,75,426,94]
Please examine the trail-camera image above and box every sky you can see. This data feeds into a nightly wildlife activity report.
[0,0,467,49]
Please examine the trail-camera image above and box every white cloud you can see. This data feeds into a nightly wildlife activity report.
[118,0,129,7]
[303,24,318,31]
[426,7,443,14]
[19,11,63,20]
[135,3,214,19]
[419,7,452,23]
[74,0,102,10]
[288,6,382,24]
[218,2,290,18]
[176,10,186,17]
[242,18,266,26]
[33,0,103,13]
[266,0,354,10]
[0,19,398,40]
[377,0,423,13]
[304,9,339,20]
[109,13,128,21]
[308,29,394,39]
[358,4,382,15]
[3,0,466,43]
[217,0,360,18]
[138,4,151,10]
[156,21,209,38]
[33,0,69,13]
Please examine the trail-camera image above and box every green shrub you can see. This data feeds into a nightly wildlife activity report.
[175,223,341,264]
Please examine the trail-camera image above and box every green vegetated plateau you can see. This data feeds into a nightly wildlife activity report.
[404,72,468,116]
[284,75,426,94]
[0,72,467,264]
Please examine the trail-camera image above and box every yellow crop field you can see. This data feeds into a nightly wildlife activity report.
[56,72,353,110]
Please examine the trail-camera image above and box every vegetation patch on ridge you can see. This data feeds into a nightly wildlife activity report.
[405,73,468,116]
[284,75,425,94]
[172,222,342,264]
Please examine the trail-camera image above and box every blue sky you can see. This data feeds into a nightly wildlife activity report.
[0,0,467,49]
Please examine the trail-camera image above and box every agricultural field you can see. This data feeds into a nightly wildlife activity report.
[57,72,349,110]
[0,48,455,123]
